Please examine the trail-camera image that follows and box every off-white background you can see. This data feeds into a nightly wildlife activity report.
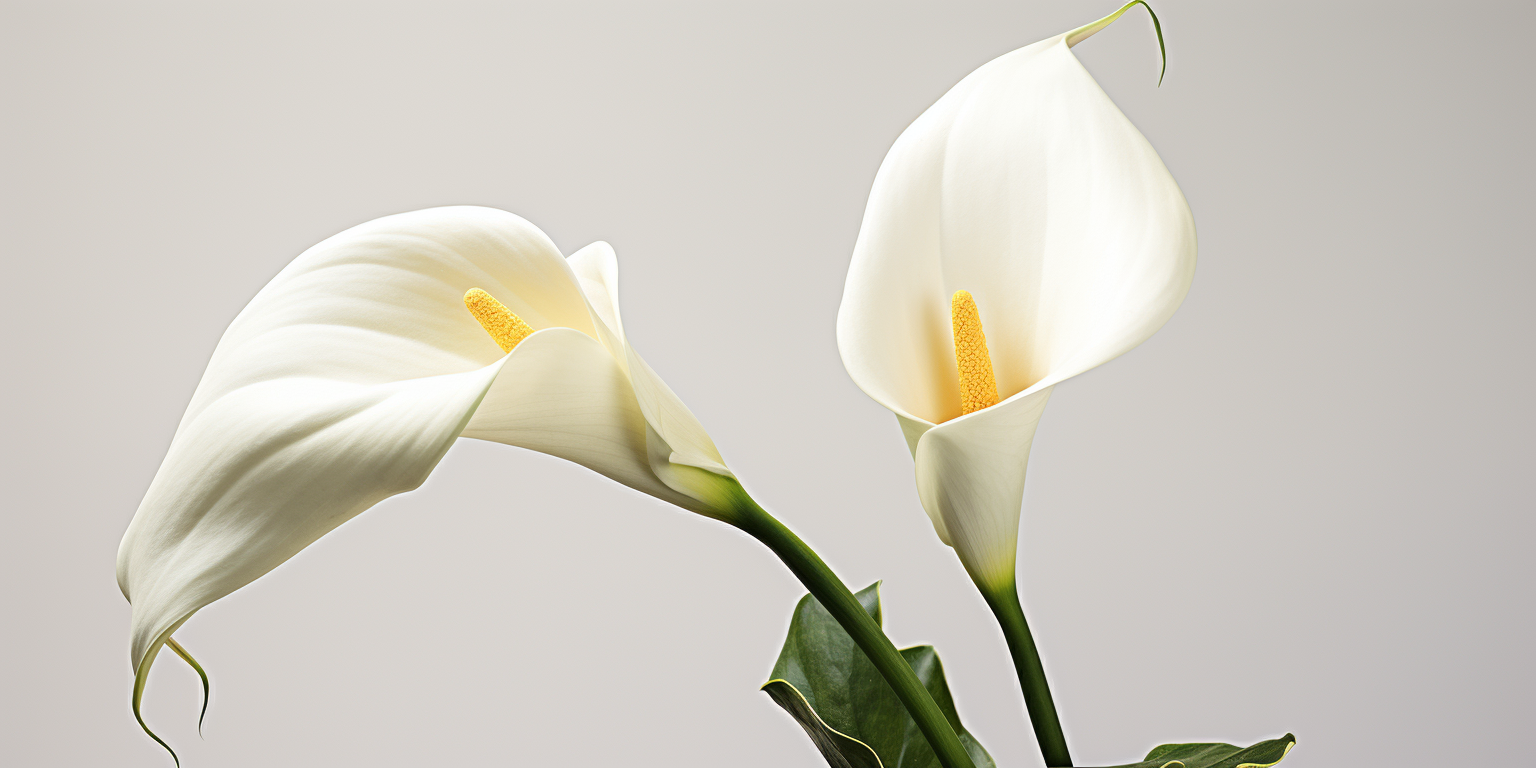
[2,1,1531,766]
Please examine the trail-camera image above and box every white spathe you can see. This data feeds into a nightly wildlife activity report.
[117,206,734,702]
[836,5,1197,591]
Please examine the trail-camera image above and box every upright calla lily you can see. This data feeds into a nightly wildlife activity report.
[120,205,978,768]
[835,3,1194,765]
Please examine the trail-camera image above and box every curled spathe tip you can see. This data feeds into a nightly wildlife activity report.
[165,638,210,738]
[1067,0,1169,86]
[134,634,213,765]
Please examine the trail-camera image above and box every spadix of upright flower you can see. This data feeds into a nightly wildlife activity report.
[837,0,1194,592]
[116,206,740,759]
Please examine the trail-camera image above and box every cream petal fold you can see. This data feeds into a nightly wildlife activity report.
[836,5,1196,579]
[460,327,701,511]
[915,387,1053,590]
[565,242,734,507]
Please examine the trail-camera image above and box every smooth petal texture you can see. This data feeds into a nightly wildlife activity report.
[120,206,733,722]
[836,7,1195,582]
[119,363,506,674]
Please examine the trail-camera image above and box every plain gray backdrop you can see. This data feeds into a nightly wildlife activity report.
[2,1,1531,765]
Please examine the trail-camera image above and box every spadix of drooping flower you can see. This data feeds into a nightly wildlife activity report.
[117,206,739,756]
[836,2,1196,592]
[463,287,537,351]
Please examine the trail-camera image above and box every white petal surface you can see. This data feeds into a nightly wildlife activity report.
[119,362,506,673]
[180,206,595,430]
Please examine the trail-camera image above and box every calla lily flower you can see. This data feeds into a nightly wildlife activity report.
[117,206,739,750]
[836,1,1195,593]
[836,6,1193,762]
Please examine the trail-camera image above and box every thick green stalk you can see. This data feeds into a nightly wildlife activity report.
[731,498,978,768]
[981,580,1071,767]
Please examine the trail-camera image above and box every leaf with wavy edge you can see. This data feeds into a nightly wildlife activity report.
[1078,734,1296,768]
[761,582,994,768]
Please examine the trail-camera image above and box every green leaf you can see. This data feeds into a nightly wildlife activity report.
[761,582,994,768]
[1081,733,1297,768]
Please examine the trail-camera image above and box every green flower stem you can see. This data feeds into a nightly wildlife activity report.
[981,580,1071,767]
[731,496,978,768]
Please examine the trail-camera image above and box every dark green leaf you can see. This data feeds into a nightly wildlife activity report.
[761,582,994,768]
[1079,733,1296,768]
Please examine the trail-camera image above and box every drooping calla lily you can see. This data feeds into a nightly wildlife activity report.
[119,205,981,768]
[117,205,740,754]
[835,3,1193,764]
